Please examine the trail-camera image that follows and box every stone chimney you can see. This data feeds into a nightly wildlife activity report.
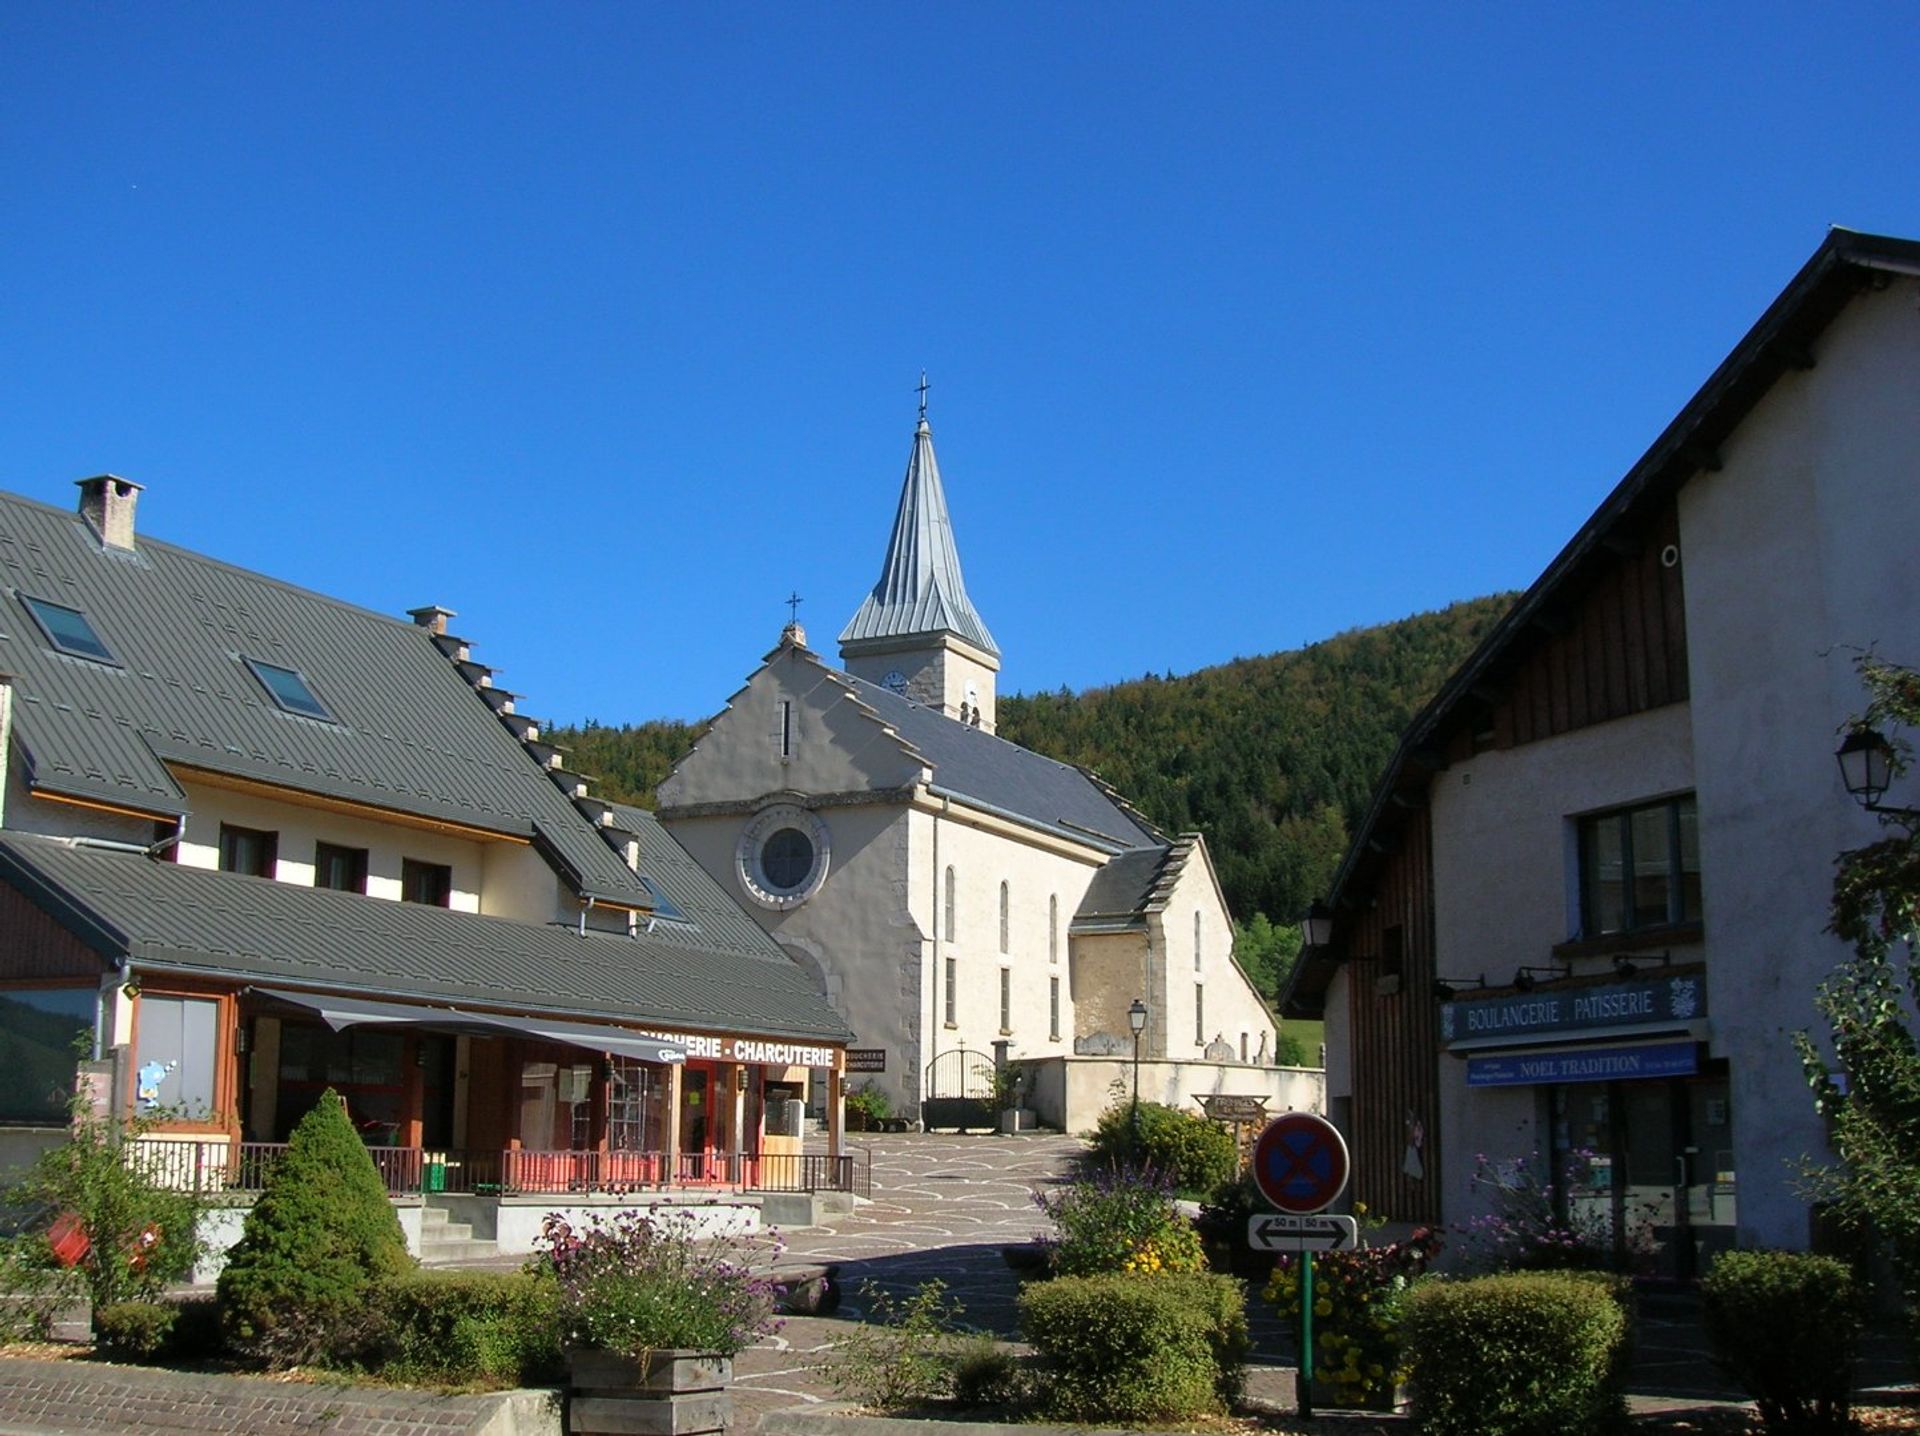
[76,475,142,550]
[407,605,457,636]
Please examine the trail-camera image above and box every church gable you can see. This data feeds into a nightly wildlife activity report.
[659,641,927,810]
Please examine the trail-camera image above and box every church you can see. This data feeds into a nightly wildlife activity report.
[657,398,1278,1122]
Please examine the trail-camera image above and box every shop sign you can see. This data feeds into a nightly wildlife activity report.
[1466,1041,1701,1088]
[636,1026,836,1069]
[1197,1094,1269,1123]
[1440,973,1704,1048]
[846,1048,888,1073]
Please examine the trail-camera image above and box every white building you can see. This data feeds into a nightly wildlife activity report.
[659,401,1289,1128]
[1286,228,1920,1277]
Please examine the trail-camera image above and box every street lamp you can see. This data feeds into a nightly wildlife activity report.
[1836,725,1920,818]
[1301,900,1335,950]
[1127,998,1148,1146]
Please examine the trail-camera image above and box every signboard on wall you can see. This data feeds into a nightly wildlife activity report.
[1466,1041,1701,1088]
[846,1048,888,1073]
[1440,971,1705,1049]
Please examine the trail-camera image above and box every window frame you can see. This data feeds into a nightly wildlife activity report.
[999,881,1010,954]
[1049,975,1061,1041]
[943,957,957,1027]
[314,841,369,894]
[999,967,1012,1035]
[401,857,453,907]
[20,593,118,665]
[244,657,334,722]
[944,866,956,942]
[219,823,278,878]
[1576,794,1701,939]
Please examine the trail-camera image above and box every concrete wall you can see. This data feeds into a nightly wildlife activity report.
[1675,274,1920,1250]
[1025,1054,1325,1134]
[1427,702,1697,1230]
[1148,844,1276,1065]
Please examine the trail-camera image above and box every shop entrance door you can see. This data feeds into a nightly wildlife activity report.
[680,1065,713,1181]
[1551,1065,1734,1280]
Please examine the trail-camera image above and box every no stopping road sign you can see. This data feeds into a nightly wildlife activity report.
[1250,1112,1349,1215]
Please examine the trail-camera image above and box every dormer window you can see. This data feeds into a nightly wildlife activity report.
[21,595,116,665]
[246,658,332,721]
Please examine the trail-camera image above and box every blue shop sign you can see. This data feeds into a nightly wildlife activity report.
[1467,1042,1701,1088]
[1441,971,1704,1048]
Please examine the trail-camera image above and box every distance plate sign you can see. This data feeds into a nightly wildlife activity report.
[1251,1112,1349,1214]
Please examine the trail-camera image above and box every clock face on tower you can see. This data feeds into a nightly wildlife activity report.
[882,670,908,694]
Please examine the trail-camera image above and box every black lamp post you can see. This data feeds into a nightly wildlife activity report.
[1301,900,1335,951]
[1127,997,1148,1145]
[1837,725,1920,818]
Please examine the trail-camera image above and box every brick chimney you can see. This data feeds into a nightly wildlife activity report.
[407,605,456,636]
[76,475,142,550]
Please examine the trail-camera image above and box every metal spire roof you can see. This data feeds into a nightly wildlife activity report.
[839,410,1000,657]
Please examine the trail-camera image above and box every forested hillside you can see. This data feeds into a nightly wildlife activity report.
[550,594,1512,973]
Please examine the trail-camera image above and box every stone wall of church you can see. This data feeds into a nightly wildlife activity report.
[909,806,1105,1085]
[1150,852,1277,1067]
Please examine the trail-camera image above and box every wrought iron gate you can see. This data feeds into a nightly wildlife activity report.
[921,1047,997,1132]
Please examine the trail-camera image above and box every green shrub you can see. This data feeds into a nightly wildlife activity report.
[1701,1250,1861,1435]
[1086,1101,1236,1197]
[817,1279,963,1410]
[0,1232,84,1342]
[93,1300,177,1358]
[1036,1166,1206,1276]
[92,1294,223,1362]
[217,1089,415,1367]
[1400,1270,1630,1436]
[845,1083,890,1127]
[949,1334,1029,1409]
[370,1269,563,1387]
[1018,1271,1246,1421]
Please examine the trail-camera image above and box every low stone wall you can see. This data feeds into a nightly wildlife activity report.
[193,1197,427,1283]
[485,1195,758,1255]
[1023,1055,1325,1134]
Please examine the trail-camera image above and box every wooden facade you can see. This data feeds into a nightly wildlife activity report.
[1344,807,1441,1222]
[1493,501,1689,749]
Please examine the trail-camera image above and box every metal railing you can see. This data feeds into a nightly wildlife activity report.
[191,1143,864,1198]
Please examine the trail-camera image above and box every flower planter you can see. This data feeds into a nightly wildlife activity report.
[567,1348,732,1436]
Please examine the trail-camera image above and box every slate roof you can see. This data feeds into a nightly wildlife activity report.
[1072,847,1171,928]
[0,833,851,1042]
[0,488,650,906]
[836,668,1162,851]
[839,418,1000,657]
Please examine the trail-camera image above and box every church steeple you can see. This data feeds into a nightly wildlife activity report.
[840,381,1001,730]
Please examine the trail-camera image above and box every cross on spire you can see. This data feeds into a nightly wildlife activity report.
[785,591,804,625]
[916,371,930,422]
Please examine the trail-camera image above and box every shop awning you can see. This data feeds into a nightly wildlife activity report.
[251,988,687,1065]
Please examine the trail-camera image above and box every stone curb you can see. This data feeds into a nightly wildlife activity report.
[762,1403,1165,1436]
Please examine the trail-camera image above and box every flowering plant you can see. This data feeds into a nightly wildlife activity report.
[1033,1165,1206,1277]
[1455,1150,1660,1273]
[1263,1220,1441,1409]
[533,1210,782,1358]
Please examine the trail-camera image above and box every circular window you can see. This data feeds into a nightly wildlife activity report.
[737,804,831,910]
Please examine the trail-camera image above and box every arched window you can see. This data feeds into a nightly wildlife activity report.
[1048,895,1059,964]
[1194,910,1203,971]
[999,881,1010,954]
[944,865,956,942]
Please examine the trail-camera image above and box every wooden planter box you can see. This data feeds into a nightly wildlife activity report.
[567,1348,733,1436]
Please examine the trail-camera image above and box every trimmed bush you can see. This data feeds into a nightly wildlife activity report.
[93,1300,177,1359]
[1019,1271,1246,1421]
[1701,1250,1861,1435]
[92,1294,223,1362]
[370,1269,564,1387]
[1086,1101,1236,1197]
[1400,1270,1630,1436]
[217,1089,415,1366]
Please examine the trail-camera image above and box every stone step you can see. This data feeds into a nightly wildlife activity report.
[419,1236,500,1264]
[422,1216,475,1243]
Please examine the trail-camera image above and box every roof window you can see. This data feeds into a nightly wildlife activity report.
[21,595,117,664]
[245,658,332,720]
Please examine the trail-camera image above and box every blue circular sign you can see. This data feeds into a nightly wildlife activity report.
[1251,1112,1350,1214]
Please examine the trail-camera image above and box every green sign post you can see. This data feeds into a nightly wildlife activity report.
[1249,1113,1351,1420]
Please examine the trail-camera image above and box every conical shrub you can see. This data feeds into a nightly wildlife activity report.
[217,1089,414,1365]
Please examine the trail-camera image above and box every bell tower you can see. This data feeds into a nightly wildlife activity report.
[839,380,1001,731]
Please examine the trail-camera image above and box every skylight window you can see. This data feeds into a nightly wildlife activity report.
[245,658,332,721]
[21,595,116,664]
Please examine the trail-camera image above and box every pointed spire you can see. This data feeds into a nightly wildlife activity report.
[839,388,999,657]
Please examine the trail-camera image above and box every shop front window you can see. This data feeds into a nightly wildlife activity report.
[0,987,94,1125]
[277,1022,403,1139]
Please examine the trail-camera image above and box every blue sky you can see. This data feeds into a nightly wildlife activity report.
[4,5,1916,725]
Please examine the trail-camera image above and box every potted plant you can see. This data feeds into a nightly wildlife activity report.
[535,1211,782,1435]
[845,1082,890,1133]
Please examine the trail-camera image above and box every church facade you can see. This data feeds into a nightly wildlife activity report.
[657,406,1276,1119]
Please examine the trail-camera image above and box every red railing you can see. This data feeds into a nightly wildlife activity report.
[207,1143,862,1197]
